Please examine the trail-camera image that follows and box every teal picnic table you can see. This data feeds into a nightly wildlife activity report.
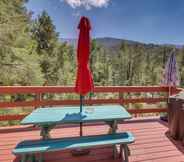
[21,105,131,140]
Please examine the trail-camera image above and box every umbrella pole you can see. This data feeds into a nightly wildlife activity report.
[80,95,83,113]
[71,95,90,156]
[80,95,83,136]
[72,95,90,156]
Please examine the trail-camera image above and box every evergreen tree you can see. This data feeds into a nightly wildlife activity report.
[32,11,58,55]
[0,0,44,85]
[32,11,60,84]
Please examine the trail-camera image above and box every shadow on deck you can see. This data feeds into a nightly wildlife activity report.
[0,118,184,162]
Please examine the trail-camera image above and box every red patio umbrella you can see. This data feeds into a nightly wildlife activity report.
[75,16,94,112]
[75,16,94,136]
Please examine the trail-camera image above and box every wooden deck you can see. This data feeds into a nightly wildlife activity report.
[0,118,184,162]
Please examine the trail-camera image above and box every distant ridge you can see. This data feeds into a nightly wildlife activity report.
[61,37,183,49]
[61,37,141,48]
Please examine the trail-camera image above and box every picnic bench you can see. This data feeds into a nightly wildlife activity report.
[13,105,135,162]
[13,132,134,162]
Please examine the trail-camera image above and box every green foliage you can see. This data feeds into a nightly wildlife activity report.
[1,0,183,88]
[0,0,44,86]
[31,11,76,85]
[32,11,58,54]
[2,0,184,126]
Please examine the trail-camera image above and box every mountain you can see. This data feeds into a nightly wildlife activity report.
[61,37,140,48]
[94,37,141,48]
[61,37,183,51]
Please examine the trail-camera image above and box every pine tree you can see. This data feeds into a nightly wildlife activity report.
[0,0,44,85]
[32,11,59,84]
[32,11,58,55]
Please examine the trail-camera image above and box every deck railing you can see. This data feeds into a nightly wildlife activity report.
[0,86,181,122]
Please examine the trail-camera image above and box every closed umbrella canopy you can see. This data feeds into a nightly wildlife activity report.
[75,16,94,96]
[161,50,180,122]
[162,51,180,87]
[75,16,94,138]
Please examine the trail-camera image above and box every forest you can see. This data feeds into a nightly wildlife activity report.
[1,0,184,126]
[1,0,184,88]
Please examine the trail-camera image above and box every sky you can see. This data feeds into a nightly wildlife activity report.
[26,0,184,45]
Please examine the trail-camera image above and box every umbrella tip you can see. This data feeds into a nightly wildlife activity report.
[78,16,91,30]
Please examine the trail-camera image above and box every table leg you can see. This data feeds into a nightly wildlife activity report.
[106,120,118,134]
[20,154,27,162]
[124,145,130,162]
[112,120,118,159]
[106,120,118,159]
[38,153,44,162]
[112,120,118,133]
[30,154,36,162]
[40,124,56,140]
[120,144,123,158]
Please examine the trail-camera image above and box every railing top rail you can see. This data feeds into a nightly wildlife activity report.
[0,86,170,94]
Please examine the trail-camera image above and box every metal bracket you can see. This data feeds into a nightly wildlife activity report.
[40,124,56,140]
[106,120,118,134]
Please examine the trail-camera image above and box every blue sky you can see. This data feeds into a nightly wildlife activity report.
[26,0,184,45]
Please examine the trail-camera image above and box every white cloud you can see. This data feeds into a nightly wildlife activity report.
[62,0,111,9]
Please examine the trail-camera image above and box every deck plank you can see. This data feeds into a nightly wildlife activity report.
[0,118,184,162]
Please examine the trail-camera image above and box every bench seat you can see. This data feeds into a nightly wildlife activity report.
[13,132,134,162]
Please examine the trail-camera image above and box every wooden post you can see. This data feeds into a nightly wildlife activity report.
[35,81,48,109]
[168,86,175,103]
[119,92,124,106]
[35,93,41,109]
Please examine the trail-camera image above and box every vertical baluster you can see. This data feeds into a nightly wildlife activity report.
[35,93,42,109]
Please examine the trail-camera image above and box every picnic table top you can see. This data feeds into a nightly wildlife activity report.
[21,105,131,125]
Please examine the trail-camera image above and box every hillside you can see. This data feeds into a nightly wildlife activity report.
[61,37,182,55]
[62,37,141,48]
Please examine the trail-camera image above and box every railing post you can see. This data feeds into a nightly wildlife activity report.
[119,92,124,106]
[35,93,41,109]
[35,81,48,109]
[170,86,178,96]
[119,92,121,105]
